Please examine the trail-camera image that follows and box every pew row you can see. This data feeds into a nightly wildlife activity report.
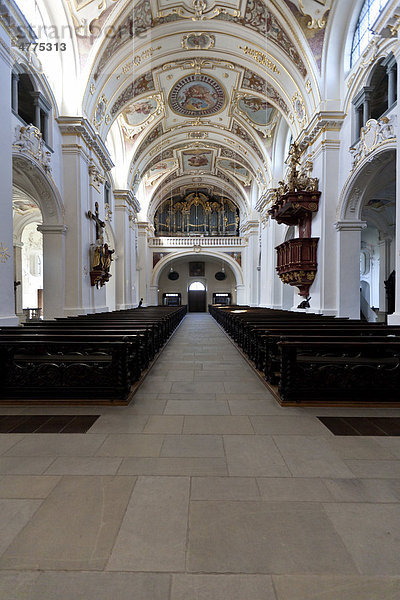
[0,306,187,404]
[209,305,400,406]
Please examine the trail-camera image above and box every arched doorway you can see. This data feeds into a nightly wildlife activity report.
[188,280,206,312]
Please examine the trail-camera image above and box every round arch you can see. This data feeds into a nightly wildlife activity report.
[151,250,244,288]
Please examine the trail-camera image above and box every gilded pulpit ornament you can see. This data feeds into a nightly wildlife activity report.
[87,202,115,288]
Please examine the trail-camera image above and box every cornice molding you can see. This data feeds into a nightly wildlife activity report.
[0,0,36,45]
[57,116,114,172]
[114,189,141,214]
[298,111,345,149]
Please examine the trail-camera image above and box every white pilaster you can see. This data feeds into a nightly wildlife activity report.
[335,220,367,319]
[37,224,67,319]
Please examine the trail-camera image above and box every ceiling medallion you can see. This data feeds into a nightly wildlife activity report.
[169,74,226,117]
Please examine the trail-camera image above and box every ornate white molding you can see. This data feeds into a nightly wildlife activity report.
[298,0,333,29]
[114,189,141,214]
[13,125,52,173]
[298,111,345,149]
[57,117,114,172]
[0,0,35,45]
[350,116,396,171]
[335,220,367,232]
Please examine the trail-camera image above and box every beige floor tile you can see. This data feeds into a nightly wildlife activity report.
[250,416,331,436]
[87,415,148,434]
[165,370,195,382]
[183,416,254,434]
[128,399,167,414]
[171,574,276,599]
[257,478,334,502]
[272,575,400,600]
[96,434,164,457]
[324,503,400,574]
[0,435,27,455]
[143,416,184,433]
[44,457,122,475]
[16,572,171,600]
[0,571,40,599]
[4,434,107,457]
[188,500,357,574]
[137,381,172,394]
[0,457,55,475]
[161,434,224,457]
[326,437,397,460]
[345,460,400,478]
[0,476,136,570]
[374,437,400,459]
[164,400,230,415]
[273,436,355,478]
[107,476,189,572]
[229,399,287,415]
[0,499,42,556]
[323,478,400,503]
[171,382,225,393]
[118,457,228,476]
[224,435,291,477]
[224,380,267,394]
[159,393,216,402]
[191,477,260,500]
[0,475,61,498]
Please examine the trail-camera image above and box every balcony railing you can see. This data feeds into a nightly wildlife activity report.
[149,236,247,247]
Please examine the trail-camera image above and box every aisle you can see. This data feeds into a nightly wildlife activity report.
[1,314,400,599]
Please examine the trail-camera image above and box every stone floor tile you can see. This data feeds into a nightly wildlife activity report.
[0,435,27,455]
[158,393,216,402]
[44,457,122,475]
[96,434,164,457]
[165,370,195,382]
[4,434,107,457]
[118,457,228,476]
[224,380,267,394]
[0,457,55,475]
[272,575,400,600]
[191,477,260,500]
[107,476,189,572]
[17,572,171,600]
[137,381,172,394]
[161,434,224,457]
[228,399,287,415]
[128,399,167,415]
[0,571,40,600]
[250,416,330,436]
[143,416,184,433]
[188,500,357,574]
[0,499,42,556]
[326,437,397,460]
[183,416,254,434]
[324,503,400,574]
[323,478,400,503]
[373,437,400,459]
[171,382,225,393]
[273,436,355,478]
[0,475,61,498]
[171,574,276,599]
[87,415,148,434]
[164,400,230,415]
[224,435,291,477]
[257,477,334,502]
[345,460,400,478]
[0,476,136,570]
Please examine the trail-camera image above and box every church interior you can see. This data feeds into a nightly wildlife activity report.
[1,0,400,597]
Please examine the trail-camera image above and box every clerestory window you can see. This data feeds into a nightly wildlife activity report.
[351,0,391,67]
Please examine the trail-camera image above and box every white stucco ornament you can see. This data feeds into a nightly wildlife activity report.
[297,0,333,29]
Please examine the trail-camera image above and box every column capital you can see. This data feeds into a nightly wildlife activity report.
[114,189,140,213]
[37,224,68,235]
[335,220,367,232]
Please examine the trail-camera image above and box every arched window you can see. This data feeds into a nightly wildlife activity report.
[351,0,391,66]
[189,281,206,291]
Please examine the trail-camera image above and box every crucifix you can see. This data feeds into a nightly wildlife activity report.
[87,201,105,242]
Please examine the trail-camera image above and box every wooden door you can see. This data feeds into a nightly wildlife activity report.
[188,290,206,312]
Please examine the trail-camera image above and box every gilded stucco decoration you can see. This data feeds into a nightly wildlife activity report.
[181,32,215,50]
[233,93,278,138]
[242,69,289,116]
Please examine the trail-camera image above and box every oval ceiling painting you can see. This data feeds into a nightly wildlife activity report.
[238,97,273,126]
[123,98,159,127]
[169,74,226,117]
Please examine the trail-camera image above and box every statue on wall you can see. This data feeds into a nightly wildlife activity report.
[87,202,115,288]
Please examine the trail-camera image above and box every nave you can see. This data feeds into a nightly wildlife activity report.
[1,314,400,598]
